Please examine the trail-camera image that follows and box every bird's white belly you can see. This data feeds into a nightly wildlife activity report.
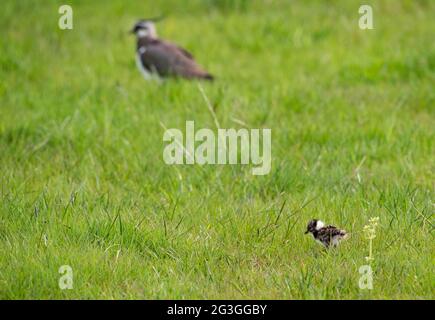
[332,236,341,246]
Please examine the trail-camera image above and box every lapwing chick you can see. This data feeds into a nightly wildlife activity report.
[305,219,348,248]
[131,18,214,81]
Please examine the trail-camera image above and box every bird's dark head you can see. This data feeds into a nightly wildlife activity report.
[131,17,164,38]
[305,219,324,234]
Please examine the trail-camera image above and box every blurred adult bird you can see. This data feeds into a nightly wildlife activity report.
[131,18,214,81]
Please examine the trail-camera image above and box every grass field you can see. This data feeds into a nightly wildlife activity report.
[0,0,434,299]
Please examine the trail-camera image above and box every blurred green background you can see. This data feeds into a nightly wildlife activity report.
[0,0,434,299]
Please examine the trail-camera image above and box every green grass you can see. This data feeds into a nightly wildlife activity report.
[0,0,434,299]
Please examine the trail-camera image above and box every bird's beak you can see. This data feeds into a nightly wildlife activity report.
[304,230,309,234]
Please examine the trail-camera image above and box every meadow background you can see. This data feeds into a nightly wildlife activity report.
[0,0,434,299]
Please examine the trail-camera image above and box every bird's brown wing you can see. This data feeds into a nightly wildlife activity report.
[142,40,212,79]
[324,226,347,236]
[317,226,346,242]
[174,45,194,59]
